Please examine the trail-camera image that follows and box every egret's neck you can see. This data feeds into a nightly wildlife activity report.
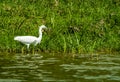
[39,27,42,36]
[39,31,42,38]
[37,28,42,43]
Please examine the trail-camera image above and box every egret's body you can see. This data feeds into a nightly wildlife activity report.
[14,25,46,49]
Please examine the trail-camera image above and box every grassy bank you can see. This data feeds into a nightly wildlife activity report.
[0,0,120,53]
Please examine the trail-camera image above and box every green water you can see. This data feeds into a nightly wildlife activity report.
[0,53,120,82]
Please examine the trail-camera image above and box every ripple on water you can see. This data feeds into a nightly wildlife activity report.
[0,53,120,82]
[0,79,23,82]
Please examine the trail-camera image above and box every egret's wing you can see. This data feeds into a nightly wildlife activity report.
[14,36,37,44]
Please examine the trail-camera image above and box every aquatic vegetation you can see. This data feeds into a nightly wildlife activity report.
[0,0,120,53]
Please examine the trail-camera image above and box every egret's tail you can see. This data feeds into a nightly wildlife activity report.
[14,37,16,40]
[14,36,19,40]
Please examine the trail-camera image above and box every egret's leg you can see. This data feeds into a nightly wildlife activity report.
[26,44,30,53]
[32,48,35,54]
[27,44,30,50]
[34,42,38,46]
[22,47,24,54]
[32,43,37,54]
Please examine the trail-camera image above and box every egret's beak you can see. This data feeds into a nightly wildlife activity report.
[42,27,47,32]
[42,29,44,32]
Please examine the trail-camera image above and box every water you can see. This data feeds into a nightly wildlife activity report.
[0,52,120,82]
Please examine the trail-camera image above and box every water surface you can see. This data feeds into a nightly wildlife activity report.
[0,52,120,82]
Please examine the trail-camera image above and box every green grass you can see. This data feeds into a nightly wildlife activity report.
[0,0,120,53]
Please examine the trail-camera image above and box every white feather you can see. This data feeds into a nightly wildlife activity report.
[14,25,47,49]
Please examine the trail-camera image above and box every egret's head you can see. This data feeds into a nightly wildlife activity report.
[39,25,47,29]
[39,25,47,32]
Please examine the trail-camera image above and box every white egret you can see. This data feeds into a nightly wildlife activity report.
[14,25,47,49]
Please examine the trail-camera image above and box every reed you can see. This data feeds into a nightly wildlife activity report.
[0,0,120,53]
